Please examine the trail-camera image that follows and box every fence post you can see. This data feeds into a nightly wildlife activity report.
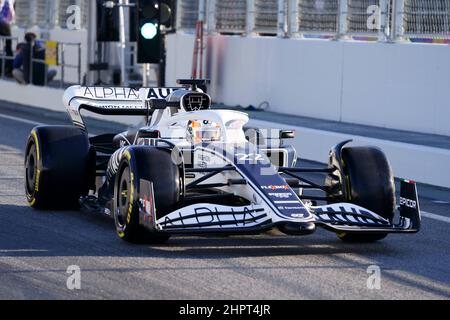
[175,0,182,30]
[337,0,348,39]
[378,0,387,41]
[198,0,206,22]
[277,0,286,37]
[392,0,405,41]
[78,43,82,85]
[60,43,65,88]
[287,0,299,37]
[29,41,34,84]
[30,0,38,28]
[1,38,5,79]
[44,63,48,87]
[50,0,60,29]
[118,0,129,87]
[206,0,217,34]
[246,0,255,36]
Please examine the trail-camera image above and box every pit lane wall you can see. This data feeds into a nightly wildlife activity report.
[248,118,450,190]
[0,80,141,126]
[165,33,450,137]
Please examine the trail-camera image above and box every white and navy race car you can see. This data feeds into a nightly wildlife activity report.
[24,79,421,244]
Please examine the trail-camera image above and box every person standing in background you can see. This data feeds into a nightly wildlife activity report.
[11,42,25,84]
[13,33,57,86]
[0,0,15,77]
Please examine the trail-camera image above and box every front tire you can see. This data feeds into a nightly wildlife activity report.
[113,147,182,244]
[327,146,396,243]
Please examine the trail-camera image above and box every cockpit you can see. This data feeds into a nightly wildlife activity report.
[186,120,222,144]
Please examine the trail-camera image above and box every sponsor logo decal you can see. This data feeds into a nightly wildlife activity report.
[268,192,292,199]
[261,185,289,191]
[90,104,145,110]
[236,153,264,162]
[83,87,140,100]
[196,154,210,169]
[199,154,211,162]
[140,195,154,225]
[158,206,267,229]
[278,206,304,210]
[147,88,180,99]
[139,180,155,227]
[81,87,180,100]
[400,197,417,209]
[34,169,40,192]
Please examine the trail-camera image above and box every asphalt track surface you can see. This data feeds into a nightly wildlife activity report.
[0,105,449,300]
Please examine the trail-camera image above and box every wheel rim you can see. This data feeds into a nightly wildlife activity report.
[25,144,37,196]
[117,167,131,228]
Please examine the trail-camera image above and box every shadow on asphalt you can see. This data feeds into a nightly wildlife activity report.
[0,203,411,261]
[0,204,396,259]
[1,203,449,298]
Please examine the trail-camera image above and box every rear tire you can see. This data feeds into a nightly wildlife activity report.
[113,147,182,244]
[25,126,93,209]
[328,146,396,243]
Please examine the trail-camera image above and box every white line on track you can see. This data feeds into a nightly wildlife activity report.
[0,112,94,137]
[1,112,450,224]
[432,200,450,205]
[421,211,450,224]
[0,113,46,126]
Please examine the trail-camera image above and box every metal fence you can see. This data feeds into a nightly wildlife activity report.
[13,0,89,30]
[177,0,450,40]
[0,36,82,87]
[298,0,339,34]
[402,0,450,38]
[177,0,200,30]
[347,0,383,34]
[254,0,279,34]
[215,0,248,33]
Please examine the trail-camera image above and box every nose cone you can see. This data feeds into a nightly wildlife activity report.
[278,222,316,236]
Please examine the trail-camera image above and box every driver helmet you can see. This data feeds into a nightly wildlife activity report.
[187,120,221,144]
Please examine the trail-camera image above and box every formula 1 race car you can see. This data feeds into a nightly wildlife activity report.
[24,79,421,244]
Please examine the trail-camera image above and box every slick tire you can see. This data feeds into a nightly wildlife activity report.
[113,147,182,244]
[335,146,396,243]
[25,126,93,210]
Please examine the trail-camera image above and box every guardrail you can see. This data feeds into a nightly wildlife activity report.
[0,36,82,88]
[177,0,450,41]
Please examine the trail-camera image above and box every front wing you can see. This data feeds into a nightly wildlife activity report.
[137,179,421,236]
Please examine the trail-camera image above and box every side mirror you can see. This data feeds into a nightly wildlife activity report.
[138,129,161,139]
[147,99,168,110]
[280,130,295,139]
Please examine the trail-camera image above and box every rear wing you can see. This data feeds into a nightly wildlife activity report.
[62,85,182,129]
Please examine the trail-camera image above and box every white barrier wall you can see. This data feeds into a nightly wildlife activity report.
[0,80,141,127]
[250,118,450,189]
[166,33,450,136]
